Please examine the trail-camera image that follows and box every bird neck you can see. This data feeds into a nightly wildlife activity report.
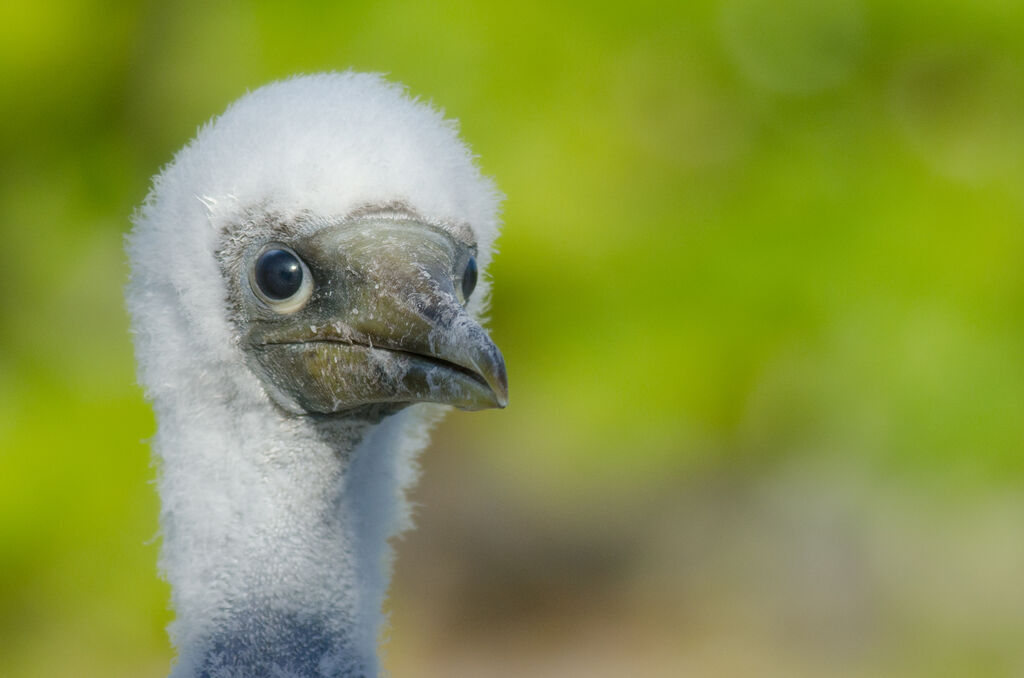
[156,397,422,678]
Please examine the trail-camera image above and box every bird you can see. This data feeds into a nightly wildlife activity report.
[125,72,507,678]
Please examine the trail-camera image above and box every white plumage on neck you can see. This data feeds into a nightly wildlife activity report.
[158,394,435,677]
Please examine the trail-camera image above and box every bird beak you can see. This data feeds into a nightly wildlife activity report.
[244,219,508,416]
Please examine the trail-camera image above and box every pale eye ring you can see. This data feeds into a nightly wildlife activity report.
[249,244,314,313]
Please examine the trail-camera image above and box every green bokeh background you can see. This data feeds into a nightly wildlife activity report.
[2,1,1023,676]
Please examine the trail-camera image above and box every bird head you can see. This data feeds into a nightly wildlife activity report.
[128,72,506,421]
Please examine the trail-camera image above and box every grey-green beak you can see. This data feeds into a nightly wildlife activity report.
[241,218,507,416]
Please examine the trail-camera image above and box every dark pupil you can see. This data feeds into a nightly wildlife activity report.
[255,249,303,300]
[461,256,478,301]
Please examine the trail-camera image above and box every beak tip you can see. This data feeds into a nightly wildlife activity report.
[491,365,508,409]
[473,348,507,410]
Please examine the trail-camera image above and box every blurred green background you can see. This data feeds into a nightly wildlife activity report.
[2,0,1023,676]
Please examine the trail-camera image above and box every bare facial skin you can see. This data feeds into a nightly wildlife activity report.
[220,213,507,416]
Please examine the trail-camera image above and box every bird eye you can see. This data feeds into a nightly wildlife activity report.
[459,256,478,303]
[250,246,313,313]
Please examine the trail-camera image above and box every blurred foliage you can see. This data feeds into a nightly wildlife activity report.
[1,0,1023,676]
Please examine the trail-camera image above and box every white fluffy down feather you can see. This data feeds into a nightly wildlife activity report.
[126,72,504,678]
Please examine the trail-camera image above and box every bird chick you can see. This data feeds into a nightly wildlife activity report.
[126,72,506,678]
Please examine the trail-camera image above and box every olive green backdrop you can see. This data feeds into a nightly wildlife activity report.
[2,1,1023,676]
